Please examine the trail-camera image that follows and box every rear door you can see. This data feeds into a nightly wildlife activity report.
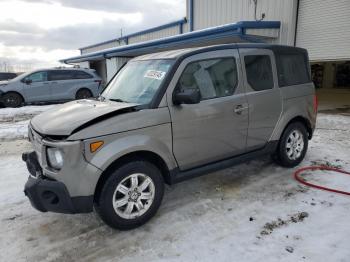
[73,70,99,96]
[239,48,282,150]
[167,49,249,170]
[22,71,51,102]
[48,70,76,100]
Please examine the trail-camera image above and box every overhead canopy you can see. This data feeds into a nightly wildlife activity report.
[61,21,280,64]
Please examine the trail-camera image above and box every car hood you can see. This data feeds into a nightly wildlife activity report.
[30,99,139,136]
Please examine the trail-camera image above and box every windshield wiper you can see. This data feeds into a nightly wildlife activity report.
[109,98,128,103]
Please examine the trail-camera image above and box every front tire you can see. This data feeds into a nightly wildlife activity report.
[95,160,164,230]
[275,122,308,167]
[2,92,23,107]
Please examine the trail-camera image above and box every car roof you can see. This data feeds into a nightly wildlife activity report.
[12,67,96,80]
[45,68,93,71]
[131,43,308,61]
[24,68,94,73]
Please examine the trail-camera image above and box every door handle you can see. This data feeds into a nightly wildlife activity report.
[234,104,249,115]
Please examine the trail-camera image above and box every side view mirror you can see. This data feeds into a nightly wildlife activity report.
[173,88,201,105]
[24,79,32,85]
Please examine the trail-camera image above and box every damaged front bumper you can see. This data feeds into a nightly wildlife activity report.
[22,151,93,214]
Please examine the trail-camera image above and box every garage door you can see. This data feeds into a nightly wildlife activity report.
[296,0,350,61]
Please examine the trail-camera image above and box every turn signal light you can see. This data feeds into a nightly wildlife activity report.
[90,141,104,153]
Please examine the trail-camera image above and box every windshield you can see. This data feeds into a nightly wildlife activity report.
[102,59,174,105]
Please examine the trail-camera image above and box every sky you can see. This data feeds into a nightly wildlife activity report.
[0,0,186,71]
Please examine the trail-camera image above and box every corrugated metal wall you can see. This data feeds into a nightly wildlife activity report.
[81,0,293,55]
[80,0,298,83]
[81,40,126,55]
[106,57,129,82]
[80,25,181,81]
[89,60,107,84]
[128,25,181,44]
[245,28,279,38]
[296,0,350,61]
[81,26,181,54]
[182,22,190,34]
[79,61,90,69]
[192,0,297,45]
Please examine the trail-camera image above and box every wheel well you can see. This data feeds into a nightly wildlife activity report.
[3,91,25,102]
[93,151,171,203]
[76,88,92,96]
[284,116,313,139]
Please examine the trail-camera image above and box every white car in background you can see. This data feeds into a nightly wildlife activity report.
[0,68,102,107]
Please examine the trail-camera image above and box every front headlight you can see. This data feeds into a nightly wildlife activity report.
[47,147,64,170]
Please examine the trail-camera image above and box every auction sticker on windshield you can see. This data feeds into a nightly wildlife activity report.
[144,70,166,80]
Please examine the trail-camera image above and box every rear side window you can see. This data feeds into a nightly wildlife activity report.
[276,53,310,87]
[244,55,274,91]
[178,57,238,100]
[74,71,93,79]
[49,70,75,81]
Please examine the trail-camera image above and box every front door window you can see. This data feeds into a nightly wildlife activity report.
[25,71,48,83]
[178,57,238,100]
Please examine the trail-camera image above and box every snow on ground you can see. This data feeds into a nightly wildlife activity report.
[0,106,349,262]
[0,105,56,121]
[0,105,55,141]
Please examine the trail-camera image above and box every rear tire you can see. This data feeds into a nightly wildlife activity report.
[75,88,93,100]
[95,160,164,230]
[274,122,308,167]
[2,92,23,107]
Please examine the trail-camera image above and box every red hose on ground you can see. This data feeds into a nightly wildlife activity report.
[294,165,350,196]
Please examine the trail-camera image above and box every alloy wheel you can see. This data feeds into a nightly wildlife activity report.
[112,173,155,219]
[285,129,304,160]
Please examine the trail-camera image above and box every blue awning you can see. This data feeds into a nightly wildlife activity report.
[61,21,280,64]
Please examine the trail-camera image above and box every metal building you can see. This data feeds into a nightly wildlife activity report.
[61,0,350,90]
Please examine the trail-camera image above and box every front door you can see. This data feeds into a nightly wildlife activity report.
[167,50,248,170]
[23,71,51,102]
